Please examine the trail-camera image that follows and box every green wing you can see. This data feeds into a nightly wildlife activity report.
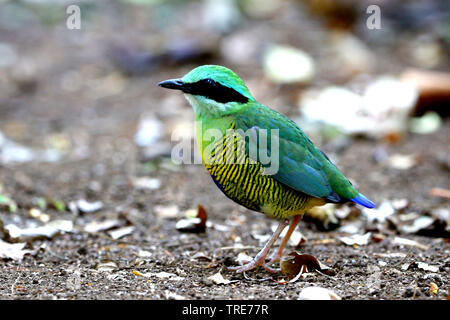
[235,103,356,202]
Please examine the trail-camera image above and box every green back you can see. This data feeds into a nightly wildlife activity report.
[234,102,359,202]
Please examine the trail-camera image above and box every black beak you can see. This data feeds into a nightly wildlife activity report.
[158,79,185,90]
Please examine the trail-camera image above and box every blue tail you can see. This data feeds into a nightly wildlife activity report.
[350,193,376,208]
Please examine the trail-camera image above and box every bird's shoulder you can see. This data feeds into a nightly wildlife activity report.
[234,102,318,155]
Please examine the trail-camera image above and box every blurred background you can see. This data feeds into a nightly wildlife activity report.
[0,0,449,299]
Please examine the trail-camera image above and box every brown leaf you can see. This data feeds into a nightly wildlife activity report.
[176,204,208,233]
[280,252,335,280]
[197,204,207,228]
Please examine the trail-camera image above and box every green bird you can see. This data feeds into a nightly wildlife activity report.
[159,65,375,273]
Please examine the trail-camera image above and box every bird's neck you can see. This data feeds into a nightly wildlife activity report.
[192,109,237,167]
[184,93,248,163]
[184,94,248,119]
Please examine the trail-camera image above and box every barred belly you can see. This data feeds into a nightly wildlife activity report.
[202,132,319,219]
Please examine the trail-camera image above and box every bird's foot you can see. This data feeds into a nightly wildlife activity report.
[228,256,278,273]
[227,218,290,274]
[266,251,282,265]
[262,263,279,273]
[263,255,282,273]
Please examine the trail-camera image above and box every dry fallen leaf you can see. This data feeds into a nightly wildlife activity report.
[176,204,207,233]
[285,229,307,246]
[338,223,361,234]
[400,216,434,234]
[373,252,407,259]
[0,239,33,261]
[392,198,409,211]
[401,263,412,271]
[210,222,230,232]
[280,252,335,281]
[401,261,440,273]
[235,251,253,265]
[393,237,430,250]
[190,251,212,261]
[362,201,394,222]
[76,199,103,213]
[208,272,234,285]
[153,271,184,281]
[5,220,73,241]
[137,250,152,258]
[95,260,118,272]
[107,226,135,239]
[417,262,439,273]
[338,232,372,246]
[429,282,439,296]
[84,219,122,233]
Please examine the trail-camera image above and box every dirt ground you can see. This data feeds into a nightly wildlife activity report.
[0,123,448,300]
[0,1,449,300]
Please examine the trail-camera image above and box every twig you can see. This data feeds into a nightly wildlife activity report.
[393,246,414,268]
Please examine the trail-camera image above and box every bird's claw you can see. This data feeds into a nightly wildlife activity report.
[262,264,280,273]
[266,252,282,265]
[227,258,280,273]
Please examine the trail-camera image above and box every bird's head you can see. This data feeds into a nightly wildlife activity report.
[158,65,254,117]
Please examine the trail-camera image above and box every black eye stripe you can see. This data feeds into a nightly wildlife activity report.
[181,79,249,104]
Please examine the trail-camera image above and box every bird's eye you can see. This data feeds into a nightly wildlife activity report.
[205,79,214,85]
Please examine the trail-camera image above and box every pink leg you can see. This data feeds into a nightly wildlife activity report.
[228,219,289,273]
[266,215,302,266]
